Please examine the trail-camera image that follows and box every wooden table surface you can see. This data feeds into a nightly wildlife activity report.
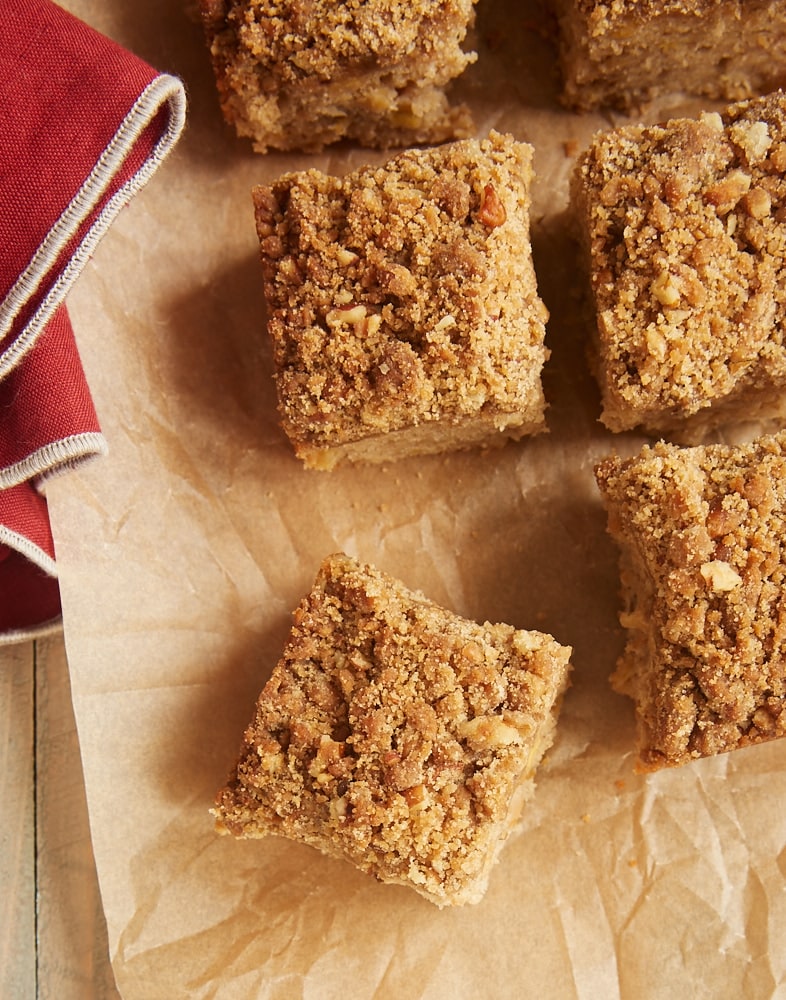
[1,636,120,999]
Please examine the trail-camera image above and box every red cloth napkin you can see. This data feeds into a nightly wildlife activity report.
[1,0,186,644]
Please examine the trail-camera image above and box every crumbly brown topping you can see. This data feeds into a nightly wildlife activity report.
[213,553,572,906]
[254,130,549,466]
[212,1,469,75]
[595,432,786,771]
[200,0,478,152]
[572,92,786,435]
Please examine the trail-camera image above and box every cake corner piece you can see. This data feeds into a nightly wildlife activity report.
[595,433,786,772]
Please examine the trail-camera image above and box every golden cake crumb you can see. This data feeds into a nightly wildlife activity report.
[572,91,786,439]
[595,432,786,771]
[254,131,550,469]
[554,0,786,112]
[213,553,572,907]
[199,0,479,153]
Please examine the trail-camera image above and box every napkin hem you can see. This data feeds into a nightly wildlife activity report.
[0,432,109,491]
[0,615,62,648]
[0,525,57,577]
[0,72,187,381]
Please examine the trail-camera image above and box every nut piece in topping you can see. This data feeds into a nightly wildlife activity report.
[213,553,572,907]
[595,432,786,772]
[478,184,507,228]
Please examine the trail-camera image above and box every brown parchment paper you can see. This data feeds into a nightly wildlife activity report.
[47,1,786,997]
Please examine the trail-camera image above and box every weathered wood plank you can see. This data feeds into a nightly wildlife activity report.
[0,641,36,1000]
[35,635,120,999]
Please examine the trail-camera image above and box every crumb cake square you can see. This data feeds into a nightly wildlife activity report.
[554,0,786,113]
[199,0,478,153]
[213,553,572,907]
[254,131,550,470]
[595,433,786,772]
[571,92,786,439]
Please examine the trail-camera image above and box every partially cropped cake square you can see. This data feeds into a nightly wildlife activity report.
[595,433,786,772]
[571,91,786,440]
[213,553,572,907]
[554,0,786,113]
[254,131,550,469]
[199,0,478,153]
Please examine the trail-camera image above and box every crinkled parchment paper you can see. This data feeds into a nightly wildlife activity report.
[47,1,786,997]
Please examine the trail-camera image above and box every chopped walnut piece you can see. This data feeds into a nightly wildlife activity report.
[652,271,680,308]
[459,715,524,750]
[705,169,752,214]
[478,183,507,228]
[336,248,359,267]
[432,176,471,220]
[742,186,772,220]
[730,120,772,163]
[700,560,743,592]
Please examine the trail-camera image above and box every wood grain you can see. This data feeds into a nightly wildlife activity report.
[36,636,120,1000]
[0,641,35,1000]
[0,637,119,999]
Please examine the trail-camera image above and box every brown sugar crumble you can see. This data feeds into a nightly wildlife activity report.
[572,91,786,440]
[213,553,573,907]
[199,0,479,153]
[254,131,551,470]
[554,0,786,113]
[595,432,786,772]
